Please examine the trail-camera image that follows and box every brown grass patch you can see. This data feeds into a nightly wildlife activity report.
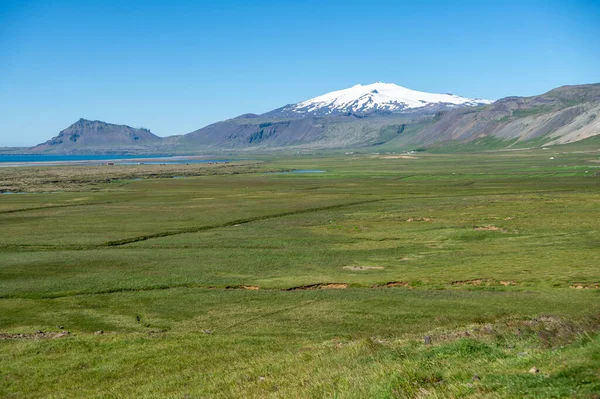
[0,161,266,193]
[418,315,600,349]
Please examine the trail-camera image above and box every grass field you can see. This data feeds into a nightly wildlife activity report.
[1,149,600,398]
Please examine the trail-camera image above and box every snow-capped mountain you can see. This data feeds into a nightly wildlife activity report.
[28,84,600,153]
[278,82,492,117]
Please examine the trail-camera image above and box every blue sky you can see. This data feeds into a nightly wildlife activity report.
[1,0,599,146]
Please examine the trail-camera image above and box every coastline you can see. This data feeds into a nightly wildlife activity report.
[0,155,228,168]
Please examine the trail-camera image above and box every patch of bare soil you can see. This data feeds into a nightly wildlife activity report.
[406,217,433,222]
[226,285,260,290]
[0,331,70,340]
[372,281,410,288]
[475,225,504,231]
[285,283,348,291]
[570,282,600,289]
[343,266,384,271]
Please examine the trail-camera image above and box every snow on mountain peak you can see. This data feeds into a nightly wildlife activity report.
[286,82,492,116]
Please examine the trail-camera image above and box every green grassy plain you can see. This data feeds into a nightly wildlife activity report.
[1,149,600,398]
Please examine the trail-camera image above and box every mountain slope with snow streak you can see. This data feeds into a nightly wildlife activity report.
[281,82,492,116]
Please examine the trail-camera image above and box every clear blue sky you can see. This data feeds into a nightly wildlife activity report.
[1,0,599,146]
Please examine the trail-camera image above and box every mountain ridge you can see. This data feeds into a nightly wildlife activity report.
[19,83,600,154]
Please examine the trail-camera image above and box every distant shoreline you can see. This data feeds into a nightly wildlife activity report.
[0,154,229,168]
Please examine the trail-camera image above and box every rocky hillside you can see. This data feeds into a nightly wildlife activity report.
[415,84,600,148]
[31,119,162,154]
[175,112,426,150]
